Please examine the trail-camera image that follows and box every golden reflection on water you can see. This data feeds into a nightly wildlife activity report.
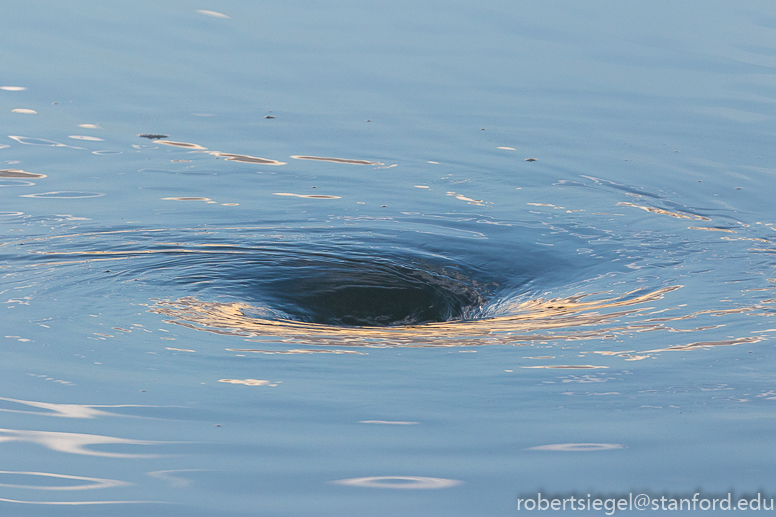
[617,202,711,221]
[147,285,761,353]
[226,348,367,355]
[145,284,775,364]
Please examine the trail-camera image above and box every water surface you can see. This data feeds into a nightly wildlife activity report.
[2,1,776,515]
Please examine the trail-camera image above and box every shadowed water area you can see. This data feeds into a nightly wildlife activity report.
[1,1,776,515]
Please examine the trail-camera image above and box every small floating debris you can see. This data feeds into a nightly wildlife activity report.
[11,108,36,114]
[525,158,537,162]
[264,115,275,119]
[1,86,26,91]
[138,134,169,140]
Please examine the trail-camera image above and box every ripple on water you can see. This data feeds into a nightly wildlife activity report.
[1,179,35,187]
[20,191,105,199]
[5,183,773,356]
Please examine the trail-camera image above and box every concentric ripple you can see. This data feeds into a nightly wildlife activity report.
[4,208,773,352]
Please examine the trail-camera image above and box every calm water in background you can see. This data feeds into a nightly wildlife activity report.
[2,1,776,515]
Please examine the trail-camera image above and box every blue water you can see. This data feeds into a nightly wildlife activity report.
[2,1,776,515]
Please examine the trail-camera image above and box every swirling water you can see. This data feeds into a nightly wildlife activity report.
[1,1,776,515]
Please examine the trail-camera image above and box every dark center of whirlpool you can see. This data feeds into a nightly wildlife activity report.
[241,259,490,327]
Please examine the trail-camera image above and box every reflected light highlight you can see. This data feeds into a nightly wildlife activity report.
[332,476,462,489]
[0,471,129,491]
[527,443,626,451]
[150,286,689,348]
[155,139,285,164]
[0,428,170,458]
[196,9,230,18]
[290,155,383,165]
[147,469,209,489]
[273,192,341,199]
[0,396,165,419]
[218,379,280,386]
[617,202,711,221]
[0,169,46,179]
